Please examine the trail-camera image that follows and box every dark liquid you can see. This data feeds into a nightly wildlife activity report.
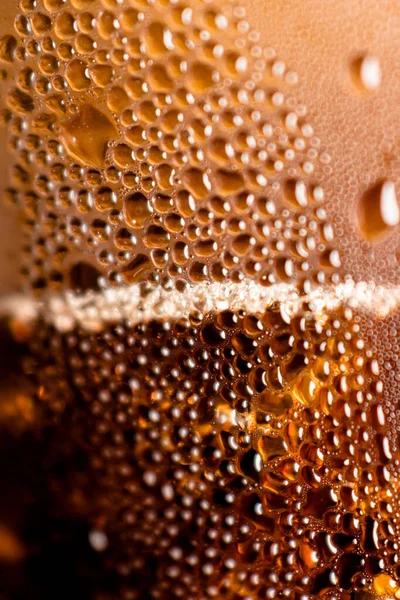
[0,304,397,599]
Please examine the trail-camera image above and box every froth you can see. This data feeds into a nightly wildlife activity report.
[1,279,399,332]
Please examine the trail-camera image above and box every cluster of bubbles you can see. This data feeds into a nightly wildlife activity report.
[25,304,400,599]
[0,0,343,293]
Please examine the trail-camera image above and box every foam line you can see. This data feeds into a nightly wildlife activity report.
[0,279,399,332]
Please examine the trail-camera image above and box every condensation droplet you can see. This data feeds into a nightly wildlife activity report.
[359,55,381,91]
[358,180,399,241]
[351,55,381,93]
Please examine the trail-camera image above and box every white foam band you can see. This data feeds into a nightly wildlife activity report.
[0,279,399,332]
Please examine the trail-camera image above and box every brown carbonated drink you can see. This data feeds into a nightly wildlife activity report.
[0,1,400,599]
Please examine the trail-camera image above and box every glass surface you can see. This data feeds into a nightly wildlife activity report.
[0,1,399,598]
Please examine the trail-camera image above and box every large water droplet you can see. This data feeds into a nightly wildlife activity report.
[358,180,399,240]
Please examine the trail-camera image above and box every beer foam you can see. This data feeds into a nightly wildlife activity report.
[0,279,399,332]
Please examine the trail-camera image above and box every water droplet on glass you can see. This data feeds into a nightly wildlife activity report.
[351,55,381,93]
[358,180,399,240]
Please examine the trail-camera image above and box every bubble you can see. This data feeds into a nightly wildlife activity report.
[123,191,152,228]
[187,61,215,93]
[43,0,66,11]
[214,169,244,196]
[54,11,76,39]
[31,12,52,36]
[112,143,134,168]
[143,224,170,249]
[65,59,91,91]
[182,168,211,200]
[74,33,96,55]
[70,0,94,8]
[147,64,174,92]
[94,187,116,211]
[119,8,139,32]
[7,88,34,114]
[143,21,172,57]
[122,253,151,283]
[0,35,17,63]
[96,10,118,40]
[69,261,101,292]
[60,105,117,167]
[38,54,60,76]
[106,86,130,112]
[89,64,114,87]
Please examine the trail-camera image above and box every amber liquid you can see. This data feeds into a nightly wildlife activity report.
[0,305,396,600]
[1,0,400,599]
